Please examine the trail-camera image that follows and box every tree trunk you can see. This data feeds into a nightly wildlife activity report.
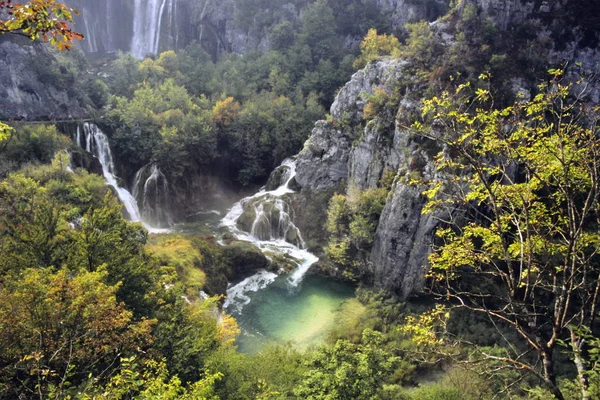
[569,328,590,400]
[542,348,565,400]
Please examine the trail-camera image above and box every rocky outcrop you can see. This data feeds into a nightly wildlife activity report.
[375,0,450,30]
[295,121,351,191]
[370,184,438,296]
[291,57,444,297]
[0,38,87,121]
[288,0,600,297]
[331,59,407,124]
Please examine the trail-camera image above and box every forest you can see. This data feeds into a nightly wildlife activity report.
[1,0,600,399]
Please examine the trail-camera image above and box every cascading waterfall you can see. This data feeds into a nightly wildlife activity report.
[74,123,170,233]
[249,199,305,248]
[131,0,176,58]
[221,158,319,312]
[132,163,172,229]
[77,123,141,222]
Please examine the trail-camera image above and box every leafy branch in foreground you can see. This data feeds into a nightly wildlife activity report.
[0,0,83,50]
[412,71,600,400]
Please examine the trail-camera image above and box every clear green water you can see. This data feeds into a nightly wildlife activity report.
[230,274,355,354]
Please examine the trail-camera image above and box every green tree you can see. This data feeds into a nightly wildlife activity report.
[84,356,222,400]
[354,28,401,69]
[326,184,389,280]
[0,267,154,398]
[415,73,600,400]
[402,21,439,71]
[270,21,296,52]
[153,296,221,384]
[299,0,338,65]
[293,329,400,399]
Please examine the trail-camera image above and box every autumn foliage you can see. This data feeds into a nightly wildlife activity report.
[0,0,83,50]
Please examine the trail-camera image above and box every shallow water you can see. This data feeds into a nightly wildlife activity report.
[228,274,355,354]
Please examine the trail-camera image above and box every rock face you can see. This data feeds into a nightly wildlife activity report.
[0,38,87,121]
[370,184,438,295]
[291,58,445,298]
[295,121,351,191]
[374,0,450,30]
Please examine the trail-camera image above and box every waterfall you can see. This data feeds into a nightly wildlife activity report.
[132,163,172,229]
[78,0,119,53]
[81,9,97,53]
[74,123,170,233]
[131,0,175,58]
[248,199,305,248]
[78,123,141,222]
[221,158,319,313]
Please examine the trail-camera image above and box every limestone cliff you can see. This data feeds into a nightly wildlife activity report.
[293,58,444,298]
[0,38,87,121]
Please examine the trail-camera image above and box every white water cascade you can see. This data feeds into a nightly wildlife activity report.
[131,0,176,59]
[133,163,173,229]
[80,0,117,53]
[221,159,319,312]
[75,123,170,233]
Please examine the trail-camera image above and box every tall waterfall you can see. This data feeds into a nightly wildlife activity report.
[131,0,176,58]
[77,0,125,53]
[74,123,170,233]
[221,159,319,312]
[76,123,141,221]
[133,163,172,229]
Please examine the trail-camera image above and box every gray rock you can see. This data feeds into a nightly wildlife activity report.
[0,39,87,121]
[370,183,436,297]
[468,0,536,30]
[374,0,450,29]
[331,58,406,124]
[295,121,351,191]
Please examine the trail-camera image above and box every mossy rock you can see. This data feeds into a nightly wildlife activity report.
[285,227,299,245]
[288,176,301,192]
[265,251,300,273]
[222,241,269,280]
[236,207,256,232]
[265,165,291,191]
